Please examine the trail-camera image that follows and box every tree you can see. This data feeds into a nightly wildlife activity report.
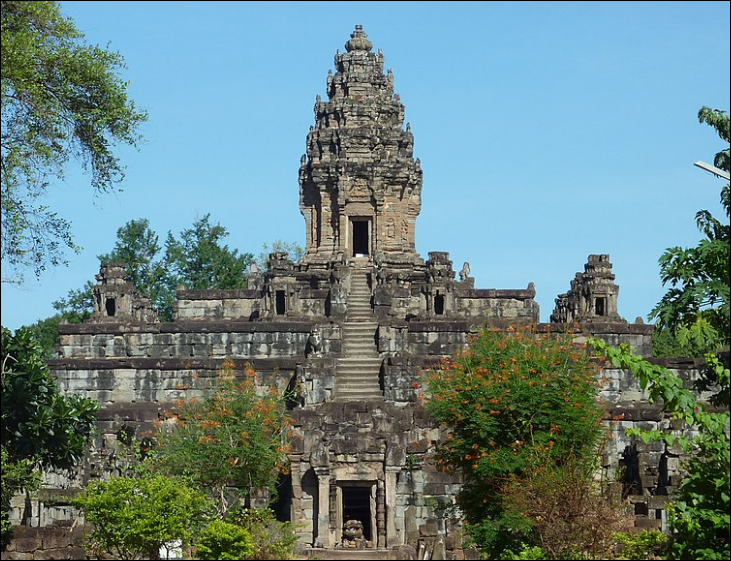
[72,473,208,561]
[49,215,251,326]
[590,107,730,560]
[425,327,612,558]
[651,107,730,361]
[1,446,40,549]
[1,1,147,282]
[1,326,98,469]
[255,240,305,271]
[153,360,293,516]
[98,218,175,320]
[1,325,98,548]
[592,339,729,561]
[164,214,252,291]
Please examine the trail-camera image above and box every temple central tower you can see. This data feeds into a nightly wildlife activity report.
[299,26,423,265]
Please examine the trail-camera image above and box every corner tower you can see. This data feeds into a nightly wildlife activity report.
[299,26,423,265]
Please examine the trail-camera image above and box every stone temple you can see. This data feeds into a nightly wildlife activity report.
[10,25,700,560]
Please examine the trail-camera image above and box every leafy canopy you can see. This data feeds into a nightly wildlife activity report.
[650,107,730,357]
[1,325,98,469]
[590,106,730,561]
[72,473,208,561]
[50,214,253,325]
[1,325,98,548]
[1,0,146,281]
[152,360,293,516]
[164,213,253,291]
[425,326,609,558]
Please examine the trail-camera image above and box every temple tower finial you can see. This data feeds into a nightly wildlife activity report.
[345,25,373,52]
[299,26,422,265]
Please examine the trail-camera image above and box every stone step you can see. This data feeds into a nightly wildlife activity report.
[342,329,377,338]
[341,344,378,351]
[338,370,378,376]
[339,383,381,391]
[341,334,376,341]
[341,348,377,354]
[337,374,381,383]
[342,321,377,329]
[337,366,380,374]
[341,349,379,357]
[301,547,392,560]
[347,306,372,313]
[336,390,383,401]
[337,356,381,363]
[338,382,381,390]
[346,315,375,321]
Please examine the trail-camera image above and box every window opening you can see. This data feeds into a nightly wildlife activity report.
[434,292,445,315]
[276,290,286,315]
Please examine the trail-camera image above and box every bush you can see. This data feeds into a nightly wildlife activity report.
[425,326,609,558]
[196,519,254,560]
[614,530,668,560]
[226,507,298,560]
[153,361,293,516]
[72,474,208,560]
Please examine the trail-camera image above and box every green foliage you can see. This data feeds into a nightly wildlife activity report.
[593,107,731,561]
[256,240,305,271]
[52,283,95,324]
[1,0,146,281]
[20,286,92,358]
[592,339,730,561]
[613,530,668,560]
[225,507,298,560]
[51,215,253,323]
[196,519,255,560]
[98,218,175,320]
[500,543,547,560]
[500,454,628,560]
[1,326,98,469]
[425,327,607,558]
[697,107,730,172]
[21,315,63,359]
[652,325,711,359]
[153,361,293,516]
[650,108,730,355]
[165,214,253,291]
[72,473,207,561]
[1,446,41,550]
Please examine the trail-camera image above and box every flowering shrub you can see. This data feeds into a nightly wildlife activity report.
[425,326,608,557]
[153,361,294,515]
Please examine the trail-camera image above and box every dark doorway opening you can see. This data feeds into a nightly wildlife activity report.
[342,486,371,541]
[105,298,116,317]
[434,292,445,315]
[595,297,606,317]
[276,290,286,315]
[271,473,292,523]
[352,220,369,257]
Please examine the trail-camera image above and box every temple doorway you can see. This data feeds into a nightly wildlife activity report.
[351,218,370,257]
[342,486,372,541]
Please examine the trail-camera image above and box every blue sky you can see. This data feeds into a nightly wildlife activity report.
[2,1,729,330]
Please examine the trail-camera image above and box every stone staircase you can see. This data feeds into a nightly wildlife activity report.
[300,548,393,560]
[336,268,382,401]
